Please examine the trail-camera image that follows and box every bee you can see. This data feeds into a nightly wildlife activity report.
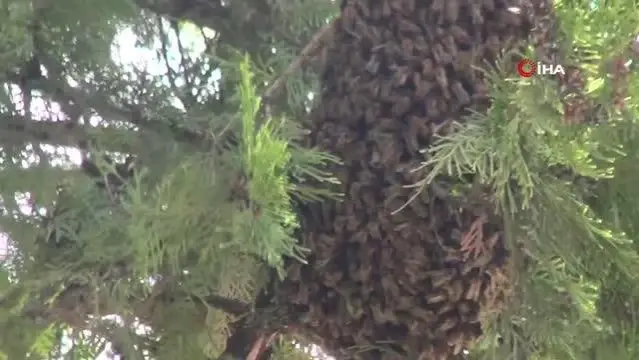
[456,300,475,316]
[366,221,382,240]
[360,190,377,209]
[426,290,448,304]
[484,34,503,57]
[391,96,412,117]
[343,297,365,319]
[435,302,456,316]
[332,215,348,234]
[471,81,490,102]
[444,0,459,23]
[316,234,338,256]
[449,25,471,46]
[293,284,310,305]
[464,278,483,301]
[412,306,437,322]
[482,0,495,11]
[391,65,411,86]
[421,58,435,77]
[446,328,467,352]
[425,97,441,120]
[417,8,430,28]
[433,66,449,90]
[470,3,484,25]
[431,0,446,16]
[380,80,393,99]
[352,264,373,282]
[381,275,401,298]
[404,117,423,154]
[398,18,422,34]
[462,251,494,274]
[442,34,458,59]
[371,302,397,323]
[365,55,381,74]
[322,271,343,287]
[350,230,369,244]
[381,0,392,17]
[432,43,452,65]
[499,7,523,27]
[354,0,371,17]
[404,0,416,13]
[451,81,471,105]
[445,279,465,302]
[436,314,458,334]
[406,197,428,219]
[397,296,414,310]
[414,73,436,100]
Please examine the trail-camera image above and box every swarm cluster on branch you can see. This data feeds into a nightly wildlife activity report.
[273,0,551,358]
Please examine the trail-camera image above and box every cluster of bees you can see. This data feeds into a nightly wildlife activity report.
[275,0,549,359]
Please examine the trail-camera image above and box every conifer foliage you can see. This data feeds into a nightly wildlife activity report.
[0,0,638,359]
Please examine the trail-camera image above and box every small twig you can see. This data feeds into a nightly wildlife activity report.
[171,19,191,87]
[157,18,179,91]
[262,18,338,105]
[199,293,252,315]
[246,333,279,360]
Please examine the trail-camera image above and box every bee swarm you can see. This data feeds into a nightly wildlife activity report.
[276,0,547,359]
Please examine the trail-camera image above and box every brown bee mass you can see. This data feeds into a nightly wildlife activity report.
[275,0,548,358]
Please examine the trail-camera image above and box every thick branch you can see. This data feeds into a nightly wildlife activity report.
[199,293,252,315]
[0,115,140,152]
[5,281,252,331]
[133,0,273,39]
[133,0,231,30]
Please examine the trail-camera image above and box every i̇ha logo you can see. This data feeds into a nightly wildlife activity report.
[517,58,565,77]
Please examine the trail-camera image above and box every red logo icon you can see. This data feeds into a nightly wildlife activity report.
[517,59,536,77]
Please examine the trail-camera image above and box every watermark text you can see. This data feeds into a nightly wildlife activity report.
[517,58,565,77]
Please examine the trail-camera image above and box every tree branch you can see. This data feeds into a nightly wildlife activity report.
[198,293,252,315]
[0,114,138,151]
[262,18,337,104]
[133,0,231,30]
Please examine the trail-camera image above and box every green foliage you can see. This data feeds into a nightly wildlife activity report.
[238,56,310,272]
[0,36,334,358]
[0,0,34,69]
[237,56,339,275]
[414,1,639,358]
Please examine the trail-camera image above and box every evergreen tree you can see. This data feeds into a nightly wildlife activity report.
[0,0,638,360]
[0,0,336,359]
